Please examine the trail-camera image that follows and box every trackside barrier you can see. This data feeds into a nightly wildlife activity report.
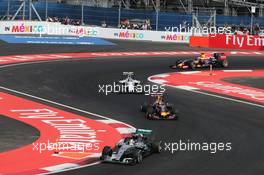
[190,34,264,50]
[2,21,264,49]
[0,21,192,43]
[0,21,99,37]
[189,36,209,47]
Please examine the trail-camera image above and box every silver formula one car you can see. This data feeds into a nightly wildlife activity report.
[100,129,161,165]
[118,72,141,93]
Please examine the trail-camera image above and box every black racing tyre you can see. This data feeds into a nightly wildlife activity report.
[120,153,133,164]
[140,103,148,112]
[221,60,229,68]
[190,61,196,70]
[146,106,154,119]
[152,141,162,153]
[101,146,112,159]
[127,152,139,166]
[131,151,143,165]
[136,152,143,164]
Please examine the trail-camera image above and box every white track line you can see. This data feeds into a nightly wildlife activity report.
[38,161,101,175]
[0,85,135,129]
[41,163,80,172]
[223,70,253,72]
[148,76,264,109]
[183,89,264,108]
[0,60,136,175]
[0,59,81,69]
[0,85,136,174]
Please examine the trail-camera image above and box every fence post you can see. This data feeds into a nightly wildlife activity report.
[29,0,32,20]
[7,0,10,20]
[251,13,253,34]
[81,1,84,25]
[23,0,25,20]
[251,6,255,35]
[45,0,48,21]
[155,9,159,31]
[118,1,121,27]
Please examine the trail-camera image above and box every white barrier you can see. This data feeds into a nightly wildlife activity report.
[99,27,191,43]
[0,21,99,37]
[0,21,48,34]
[0,21,191,43]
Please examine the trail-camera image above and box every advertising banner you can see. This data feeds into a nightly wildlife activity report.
[0,21,48,34]
[0,21,99,37]
[209,34,264,50]
[99,27,191,43]
[190,34,264,50]
[0,21,191,43]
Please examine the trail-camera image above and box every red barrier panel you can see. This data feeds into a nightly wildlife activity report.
[208,34,264,50]
[190,36,209,47]
[190,34,264,50]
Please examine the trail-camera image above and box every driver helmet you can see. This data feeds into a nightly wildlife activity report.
[137,134,143,138]
[133,134,143,139]
[200,53,206,59]
[157,95,164,104]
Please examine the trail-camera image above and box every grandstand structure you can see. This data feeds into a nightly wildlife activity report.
[2,0,262,16]
[60,0,263,17]
[0,0,263,32]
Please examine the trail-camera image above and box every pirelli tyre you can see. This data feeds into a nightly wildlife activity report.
[126,150,142,166]
[152,141,162,153]
[190,61,196,70]
[146,106,154,119]
[140,103,148,112]
[221,59,229,68]
[101,146,112,160]
[134,151,143,165]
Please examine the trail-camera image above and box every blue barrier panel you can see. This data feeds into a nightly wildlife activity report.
[0,35,115,45]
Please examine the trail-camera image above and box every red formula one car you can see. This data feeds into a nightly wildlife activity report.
[140,95,178,120]
[170,52,229,70]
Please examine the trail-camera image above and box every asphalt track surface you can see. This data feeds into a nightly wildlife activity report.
[0,40,263,175]
[224,77,264,89]
[0,116,39,152]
